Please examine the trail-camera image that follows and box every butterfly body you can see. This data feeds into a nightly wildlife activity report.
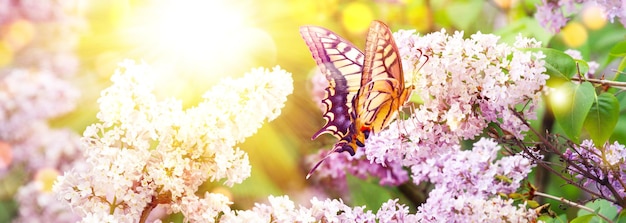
[300,21,412,177]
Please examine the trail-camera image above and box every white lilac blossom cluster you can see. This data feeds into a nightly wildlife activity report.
[0,1,85,222]
[563,140,626,205]
[53,61,293,222]
[219,190,536,222]
[535,0,626,33]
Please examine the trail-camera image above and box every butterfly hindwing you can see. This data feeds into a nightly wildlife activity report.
[299,26,364,143]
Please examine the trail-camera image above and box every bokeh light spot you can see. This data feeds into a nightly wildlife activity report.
[561,22,587,48]
[582,5,607,30]
[3,19,35,50]
[34,168,60,193]
[549,86,571,109]
[0,41,14,67]
[212,186,233,202]
[0,141,12,170]
[341,2,374,34]
[493,0,512,10]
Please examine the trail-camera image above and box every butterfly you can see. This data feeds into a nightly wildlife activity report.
[300,20,414,178]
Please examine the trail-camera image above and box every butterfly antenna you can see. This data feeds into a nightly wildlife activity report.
[416,49,430,71]
[410,49,430,86]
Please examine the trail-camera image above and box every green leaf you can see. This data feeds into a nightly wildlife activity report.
[617,57,626,76]
[607,40,626,76]
[583,93,620,146]
[578,199,619,223]
[347,175,393,210]
[538,214,568,223]
[570,214,595,223]
[608,40,626,57]
[0,200,17,223]
[525,48,577,87]
[550,82,595,142]
[610,115,626,144]
[618,210,626,222]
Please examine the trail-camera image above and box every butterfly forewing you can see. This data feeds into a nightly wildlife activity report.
[300,26,364,141]
[357,20,410,134]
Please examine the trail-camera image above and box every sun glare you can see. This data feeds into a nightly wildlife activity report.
[154,1,245,59]
[549,85,571,108]
[117,0,276,102]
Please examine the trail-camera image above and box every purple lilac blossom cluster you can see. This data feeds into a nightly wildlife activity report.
[535,0,626,33]
[535,0,579,33]
[563,140,626,206]
[304,29,545,221]
[308,29,546,182]
[412,138,537,221]
[393,29,547,146]
[0,1,85,222]
[358,29,546,181]
[53,61,293,222]
[306,148,409,193]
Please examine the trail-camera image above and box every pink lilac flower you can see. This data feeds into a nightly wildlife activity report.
[595,0,626,25]
[0,69,79,140]
[310,69,328,111]
[17,0,79,22]
[10,122,82,173]
[14,176,81,223]
[220,194,537,222]
[310,29,545,187]
[306,148,409,193]
[376,199,419,222]
[535,0,570,33]
[53,61,293,221]
[416,189,537,222]
[535,0,626,32]
[302,139,537,222]
[0,1,85,221]
[563,140,626,203]
[410,138,533,194]
[402,29,545,142]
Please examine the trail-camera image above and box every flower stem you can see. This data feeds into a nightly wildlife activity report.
[571,76,626,90]
[534,191,613,223]
[139,196,158,223]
